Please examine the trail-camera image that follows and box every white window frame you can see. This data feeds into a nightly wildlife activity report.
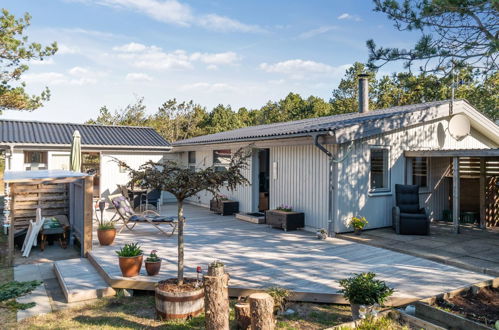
[369,146,391,195]
[213,149,231,172]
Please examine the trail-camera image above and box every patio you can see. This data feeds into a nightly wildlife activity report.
[339,221,499,277]
[89,203,492,304]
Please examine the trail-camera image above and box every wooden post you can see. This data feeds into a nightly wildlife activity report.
[452,157,460,234]
[235,302,251,330]
[249,293,274,330]
[479,158,486,229]
[204,266,230,330]
[83,176,93,256]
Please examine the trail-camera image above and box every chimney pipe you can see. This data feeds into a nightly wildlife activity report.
[358,74,369,113]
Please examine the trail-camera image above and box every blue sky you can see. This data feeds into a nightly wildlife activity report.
[2,0,417,123]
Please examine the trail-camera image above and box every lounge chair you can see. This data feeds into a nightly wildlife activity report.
[392,184,430,235]
[108,194,177,236]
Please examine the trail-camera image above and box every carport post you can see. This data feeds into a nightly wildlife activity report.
[452,157,460,234]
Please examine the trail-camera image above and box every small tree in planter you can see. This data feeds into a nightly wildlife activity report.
[117,147,251,320]
[339,272,394,320]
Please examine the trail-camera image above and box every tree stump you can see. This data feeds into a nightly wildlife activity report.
[249,293,275,330]
[204,271,230,330]
[235,302,251,330]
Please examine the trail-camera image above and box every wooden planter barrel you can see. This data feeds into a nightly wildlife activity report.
[155,285,205,320]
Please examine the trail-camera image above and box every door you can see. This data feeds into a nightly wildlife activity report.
[258,149,270,212]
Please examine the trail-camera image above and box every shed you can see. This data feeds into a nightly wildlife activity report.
[2,170,93,265]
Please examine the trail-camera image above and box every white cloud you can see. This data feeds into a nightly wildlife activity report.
[260,59,350,80]
[206,64,218,71]
[197,14,266,33]
[57,43,79,54]
[180,82,237,93]
[82,0,263,33]
[23,72,67,85]
[126,72,153,82]
[30,58,55,66]
[298,25,338,39]
[337,13,362,21]
[68,66,89,76]
[190,51,240,65]
[113,43,240,71]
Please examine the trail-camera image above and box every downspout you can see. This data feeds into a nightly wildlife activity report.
[313,133,335,237]
[314,133,354,238]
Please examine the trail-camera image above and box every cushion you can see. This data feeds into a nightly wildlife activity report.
[395,184,420,213]
[112,195,135,218]
[129,215,176,223]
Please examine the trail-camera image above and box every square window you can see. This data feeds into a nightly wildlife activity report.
[188,151,196,164]
[370,148,389,191]
[213,149,231,172]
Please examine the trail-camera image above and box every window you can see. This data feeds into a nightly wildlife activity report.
[24,151,47,164]
[412,157,428,188]
[213,149,231,172]
[370,148,389,192]
[188,151,196,172]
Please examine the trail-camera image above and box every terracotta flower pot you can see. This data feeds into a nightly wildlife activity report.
[145,260,161,276]
[97,228,116,245]
[118,255,143,277]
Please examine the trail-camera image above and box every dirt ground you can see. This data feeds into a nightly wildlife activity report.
[437,286,499,327]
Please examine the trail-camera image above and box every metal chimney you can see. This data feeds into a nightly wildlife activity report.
[358,74,369,113]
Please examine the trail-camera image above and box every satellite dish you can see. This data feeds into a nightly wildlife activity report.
[448,114,471,141]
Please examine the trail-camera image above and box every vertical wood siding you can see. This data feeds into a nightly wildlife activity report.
[100,152,167,198]
[336,118,496,232]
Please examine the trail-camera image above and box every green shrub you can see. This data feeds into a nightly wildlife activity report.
[0,280,42,302]
[145,250,160,262]
[338,272,394,305]
[266,286,291,312]
[116,242,143,257]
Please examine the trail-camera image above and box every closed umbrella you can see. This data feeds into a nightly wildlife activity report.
[70,130,81,172]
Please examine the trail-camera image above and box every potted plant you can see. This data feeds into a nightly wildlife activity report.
[145,250,161,276]
[97,221,116,246]
[117,146,251,320]
[316,228,328,240]
[266,204,305,231]
[339,272,394,320]
[350,216,368,235]
[116,242,143,277]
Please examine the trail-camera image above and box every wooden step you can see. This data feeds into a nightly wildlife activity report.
[54,258,116,303]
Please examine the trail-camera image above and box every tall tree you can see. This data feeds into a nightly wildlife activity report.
[0,9,57,113]
[87,98,149,126]
[367,0,498,75]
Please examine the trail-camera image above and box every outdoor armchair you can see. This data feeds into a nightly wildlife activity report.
[108,194,177,236]
[392,184,430,235]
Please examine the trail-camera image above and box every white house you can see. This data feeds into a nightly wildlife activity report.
[0,120,171,198]
[171,90,499,235]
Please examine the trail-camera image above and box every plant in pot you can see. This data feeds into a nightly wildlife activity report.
[350,216,368,235]
[276,204,292,212]
[97,221,116,246]
[339,272,394,320]
[117,146,251,320]
[316,228,328,240]
[145,250,161,276]
[116,242,143,277]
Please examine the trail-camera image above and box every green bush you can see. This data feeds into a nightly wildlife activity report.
[116,242,143,257]
[267,286,291,312]
[338,272,394,305]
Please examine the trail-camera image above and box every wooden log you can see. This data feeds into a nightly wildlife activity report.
[204,271,230,330]
[249,293,274,330]
[235,302,251,330]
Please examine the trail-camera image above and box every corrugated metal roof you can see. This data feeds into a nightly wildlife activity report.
[174,100,451,146]
[0,119,171,148]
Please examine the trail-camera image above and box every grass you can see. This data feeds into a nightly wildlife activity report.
[13,293,353,330]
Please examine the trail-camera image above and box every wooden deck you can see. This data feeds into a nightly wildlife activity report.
[89,203,492,304]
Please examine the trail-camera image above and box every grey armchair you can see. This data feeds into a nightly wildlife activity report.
[392,184,430,235]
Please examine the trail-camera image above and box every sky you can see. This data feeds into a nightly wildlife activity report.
[2,0,418,123]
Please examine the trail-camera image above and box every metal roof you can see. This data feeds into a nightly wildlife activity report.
[174,100,451,146]
[3,170,88,182]
[0,119,171,148]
